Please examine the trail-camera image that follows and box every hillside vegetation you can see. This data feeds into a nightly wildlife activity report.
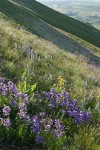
[0,0,100,149]
[0,0,100,48]
[43,0,100,30]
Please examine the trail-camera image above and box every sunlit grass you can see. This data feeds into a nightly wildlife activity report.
[0,11,100,149]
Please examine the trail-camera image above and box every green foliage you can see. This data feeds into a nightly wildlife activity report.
[71,125,100,150]
[0,1,100,149]
[0,79,100,149]
[0,0,100,47]
[17,80,38,94]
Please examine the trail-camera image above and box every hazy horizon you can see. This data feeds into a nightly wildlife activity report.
[36,0,100,30]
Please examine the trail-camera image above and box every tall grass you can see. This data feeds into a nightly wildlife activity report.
[0,12,100,149]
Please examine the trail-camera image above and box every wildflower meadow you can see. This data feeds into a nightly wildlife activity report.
[0,76,99,149]
[0,11,100,150]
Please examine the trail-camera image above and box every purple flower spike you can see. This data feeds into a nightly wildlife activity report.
[45,92,51,99]
[67,110,73,116]
[44,124,51,132]
[16,92,25,98]
[2,118,11,127]
[3,105,11,116]
[32,115,40,134]
[53,129,65,138]
[24,95,29,104]
[11,101,16,106]
[18,102,26,110]
[61,90,70,100]
[50,88,57,96]
[0,78,4,83]
[55,119,62,129]
[61,101,67,107]
[18,110,26,119]
[2,84,8,96]
[36,135,43,144]
[32,115,38,122]
[72,110,78,117]
[56,94,61,103]
[44,119,53,132]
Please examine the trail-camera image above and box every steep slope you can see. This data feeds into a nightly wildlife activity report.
[0,2,100,149]
[0,13,100,94]
[0,0,100,89]
[0,0,100,48]
[0,0,100,67]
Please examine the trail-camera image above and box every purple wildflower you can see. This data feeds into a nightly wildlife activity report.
[26,115,31,123]
[18,102,26,110]
[0,78,4,83]
[7,81,18,94]
[3,105,11,116]
[67,110,73,116]
[72,110,78,117]
[36,135,43,144]
[24,95,29,104]
[18,110,26,119]
[11,101,16,106]
[55,119,62,129]
[39,112,45,117]
[52,119,65,138]
[32,115,40,134]
[44,119,53,132]
[1,84,8,95]
[16,92,25,99]
[61,101,67,107]
[56,94,61,103]
[45,92,51,99]
[50,88,57,96]
[44,124,51,132]
[2,118,11,127]
[53,129,65,138]
[61,90,70,101]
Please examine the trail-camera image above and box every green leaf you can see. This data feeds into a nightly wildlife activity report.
[31,82,38,92]
[22,69,28,79]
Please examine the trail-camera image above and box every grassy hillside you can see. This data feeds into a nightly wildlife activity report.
[0,0,100,98]
[0,12,100,87]
[0,0,100,48]
[0,12,100,100]
[0,1,100,149]
[43,0,100,30]
[0,14,100,149]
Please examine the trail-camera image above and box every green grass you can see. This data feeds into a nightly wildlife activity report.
[0,1,100,149]
[0,0,100,100]
[0,0,100,48]
[92,23,100,30]
[0,13,100,96]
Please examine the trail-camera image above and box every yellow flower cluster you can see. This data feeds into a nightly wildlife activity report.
[58,76,65,86]
[53,83,56,87]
